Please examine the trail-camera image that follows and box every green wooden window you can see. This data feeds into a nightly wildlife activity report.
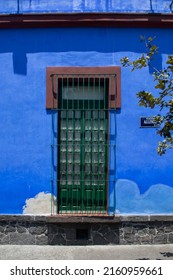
[58,77,108,213]
[47,67,120,214]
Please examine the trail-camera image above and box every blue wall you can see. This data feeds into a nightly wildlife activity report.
[0,0,172,14]
[0,26,173,214]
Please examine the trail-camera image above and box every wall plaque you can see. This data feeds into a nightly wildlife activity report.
[140,117,160,128]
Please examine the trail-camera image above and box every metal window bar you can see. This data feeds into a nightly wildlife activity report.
[50,73,116,215]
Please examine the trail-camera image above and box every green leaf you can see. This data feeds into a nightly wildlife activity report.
[168,66,173,72]
[121,35,173,155]
[139,35,145,42]
[155,80,166,90]
[166,55,173,65]
[148,37,155,42]
[120,57,130,67]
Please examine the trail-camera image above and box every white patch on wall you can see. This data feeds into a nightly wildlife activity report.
[23,192,56,215]
[116,179,173,214]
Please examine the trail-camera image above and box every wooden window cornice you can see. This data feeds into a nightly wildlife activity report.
[46,66,121,109]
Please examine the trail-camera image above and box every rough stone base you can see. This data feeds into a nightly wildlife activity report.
[0,215,173,245]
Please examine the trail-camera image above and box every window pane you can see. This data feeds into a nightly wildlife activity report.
[62,86,104,100]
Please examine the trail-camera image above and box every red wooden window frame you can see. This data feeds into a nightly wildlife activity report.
[46,66,121,109]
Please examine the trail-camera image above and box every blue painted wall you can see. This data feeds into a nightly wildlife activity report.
[0,26,173,214]
[0,0,173,14]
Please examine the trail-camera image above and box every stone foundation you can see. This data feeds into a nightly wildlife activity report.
[0,215,173,245]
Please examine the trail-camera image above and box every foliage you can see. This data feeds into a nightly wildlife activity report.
[121,36,173,155]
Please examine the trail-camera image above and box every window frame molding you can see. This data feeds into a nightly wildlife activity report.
[46,66,121,109]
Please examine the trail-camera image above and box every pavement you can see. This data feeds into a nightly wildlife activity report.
[0,244,173,260]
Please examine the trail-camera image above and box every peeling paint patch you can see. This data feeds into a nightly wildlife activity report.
[116,179,173,214]
[23,192,56,215]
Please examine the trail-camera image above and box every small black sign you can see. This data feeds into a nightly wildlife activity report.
[140,117,160,128]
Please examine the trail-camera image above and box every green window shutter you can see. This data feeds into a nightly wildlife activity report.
[49,69,118,215]
[57,76,108,214]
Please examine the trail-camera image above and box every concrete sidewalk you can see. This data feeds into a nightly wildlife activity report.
[0,244,173,260]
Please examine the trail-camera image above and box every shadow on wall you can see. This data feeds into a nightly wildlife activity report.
[0,28,172,75]
[116,179,173,214]
[149,53,162,74]
[13,50,27,75]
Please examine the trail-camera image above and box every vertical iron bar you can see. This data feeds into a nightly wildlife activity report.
[81,110,85,213]
[90,76,93,213]
[107,87,110,215]
[98,75,101,212]
[72,75,75,211]
[63,75,68,213]
[103,74,106,212]
[114,75,117,212]
[59,75,62,213]
[88,76,90,212]
[81,75,85,212]
[93,75,96,212]
[51,78,54,215]
[77,76,80,212]
[55,75,58,214]
[66,75,69,213]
